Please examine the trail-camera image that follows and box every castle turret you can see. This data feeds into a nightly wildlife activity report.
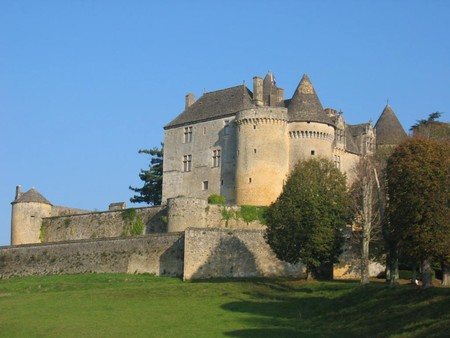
[235,107,289,206]
[11,187,52,245]
[374,104,407,148]
[287,74,335,169]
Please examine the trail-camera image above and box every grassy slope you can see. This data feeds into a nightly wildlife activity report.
[0,274,449,338]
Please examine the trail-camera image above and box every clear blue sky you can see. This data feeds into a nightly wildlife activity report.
[1,1,449,245]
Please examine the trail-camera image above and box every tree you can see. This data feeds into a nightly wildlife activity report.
[410,112,450,141]
[265,158,349,280]
[349,156,382,284]
[386,139,450,288]
[129,144,163,206]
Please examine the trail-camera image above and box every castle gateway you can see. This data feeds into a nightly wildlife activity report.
[162,73,406,205]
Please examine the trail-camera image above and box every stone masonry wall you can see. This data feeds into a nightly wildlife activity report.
[167,197,265,232]
[0,233,183,279]
[183,227,304,280]
[41,206,167,243]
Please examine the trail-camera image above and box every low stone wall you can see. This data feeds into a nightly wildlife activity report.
[183,228,304,280]
[41,206,167,243]
[0,233,183,279]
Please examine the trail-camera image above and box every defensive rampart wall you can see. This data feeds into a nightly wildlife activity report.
[167,197,265,232]
[184,228,304,280]
[0,233,184,279]
[41,206,166,242]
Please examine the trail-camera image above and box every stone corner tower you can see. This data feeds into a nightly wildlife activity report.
[11,186,53,245]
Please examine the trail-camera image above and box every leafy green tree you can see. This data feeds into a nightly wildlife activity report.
[129,144,163,205]
[386,139,450,288]
[265,158,349,280]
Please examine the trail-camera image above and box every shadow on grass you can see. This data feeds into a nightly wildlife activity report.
[221,281,450,337]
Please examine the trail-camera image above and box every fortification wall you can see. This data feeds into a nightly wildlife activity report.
[41,206,166,243]
[51,205,92,216]
[183,228,304,280]
[167,197,265,232]
[0,233,184,279]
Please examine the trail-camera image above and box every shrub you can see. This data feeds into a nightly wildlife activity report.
[208,194,226,205]
[237,205,267,224]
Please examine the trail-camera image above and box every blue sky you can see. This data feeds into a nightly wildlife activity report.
[1,1,449,245]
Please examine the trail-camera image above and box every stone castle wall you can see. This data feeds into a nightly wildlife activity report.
[184,228,304,280]
[41,206,166,242]
[167,197,265,232]
[0,228,305,280]
[4,197,384,280]
[0,233,184,279]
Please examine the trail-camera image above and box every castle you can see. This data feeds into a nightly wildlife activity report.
[2,72,407,280]
[162,73,406,206]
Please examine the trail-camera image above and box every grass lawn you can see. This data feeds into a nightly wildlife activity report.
[0,274,449,337]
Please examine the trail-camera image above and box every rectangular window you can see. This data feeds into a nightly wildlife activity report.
[183,126,193,143]
[212,149,221,167]
[334,155,341,169]
[183,154,192,172]
[202,181,209,190]
[311,150,315,155]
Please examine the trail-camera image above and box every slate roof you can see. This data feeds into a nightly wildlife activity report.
[345,124,362,154]
[165,85,255,129]
[12,188,52,205]
[287,74,335,126]
[375,105,407,145]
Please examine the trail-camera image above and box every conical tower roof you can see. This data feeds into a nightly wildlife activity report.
[12,188,52,205]
[288,74,334,125]
[375,105,407,146]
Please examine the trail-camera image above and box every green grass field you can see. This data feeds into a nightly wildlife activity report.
[0,274,449,337]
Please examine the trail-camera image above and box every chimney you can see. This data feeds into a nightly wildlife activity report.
[276,88,284,106]
[185,93,195,109]
[252,77,263,106]
[15,185,22,200]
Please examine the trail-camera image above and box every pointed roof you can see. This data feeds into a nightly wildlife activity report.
[12,188,52,205]
[345,124,361,154]
[375,105,407,145]
[165,85,254,129]
[288,74,334,125]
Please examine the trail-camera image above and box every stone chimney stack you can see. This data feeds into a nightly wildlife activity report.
[252,77,263,106]
[185,93,195,110]
[15,185,22,200]
[276,88,284,106]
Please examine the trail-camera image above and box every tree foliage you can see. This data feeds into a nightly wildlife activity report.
[129,144,163,206]
[410,112,450,141]
[265,158,349,279]
[386,138,450,287]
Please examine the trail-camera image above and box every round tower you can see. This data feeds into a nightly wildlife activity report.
[11,186,52,245]
[287,74,335,169]
[288,121,335,169]
[235,107,289,206]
